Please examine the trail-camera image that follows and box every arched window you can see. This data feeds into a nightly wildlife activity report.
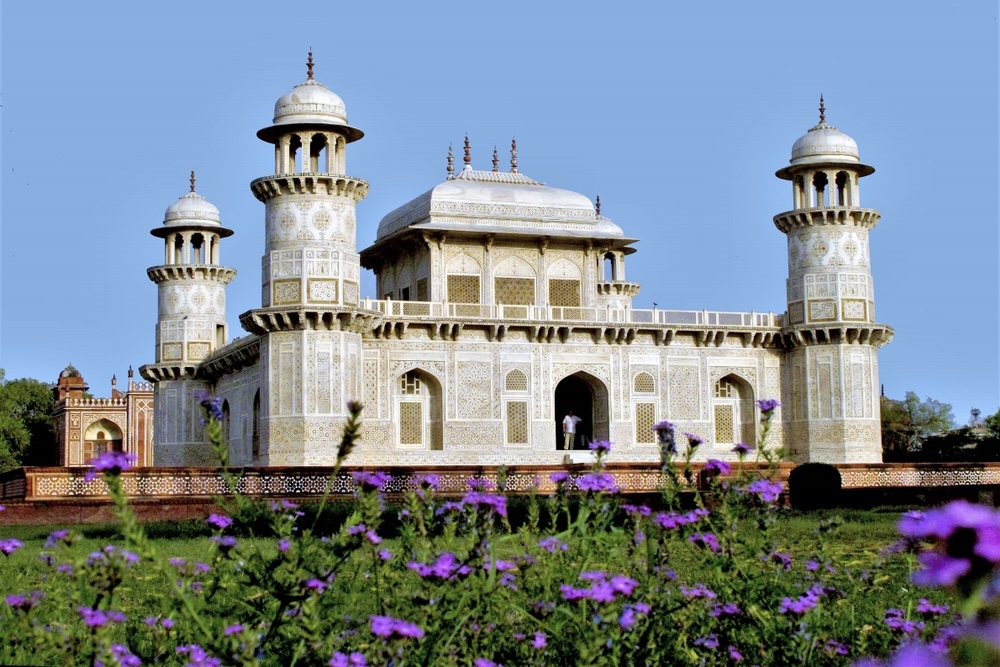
[603,252,616,281]
[633,372,655,394]
[395,370,443,450]
[794,175,806,208]
[835,171,850,207]
[505,369,528,392]
[191,233,205,264]
[221,400,231,447]
[174,235,184,264]
[310,134,327,173]
[812,172,829,207]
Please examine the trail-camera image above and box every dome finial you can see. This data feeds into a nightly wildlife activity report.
[190,170,196,193]
[596,195,601,216]
[463,134,471,167]
[819,94,826,124]
[510,137,518,173]
[447,144,454,176]
[307,49,314,80]
[492,146,499,172]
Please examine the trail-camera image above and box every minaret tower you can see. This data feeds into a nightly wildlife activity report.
[239,52,372,465]
[141,173,236,465]
[774,98,892,463]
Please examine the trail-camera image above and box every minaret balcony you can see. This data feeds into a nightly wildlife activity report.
[773,207,880,233]
[146,265,236,284]
[250,173,369,202]
[596,280,641,298]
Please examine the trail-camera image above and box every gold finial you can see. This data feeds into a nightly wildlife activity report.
[190,170,196,193]
[307,49,314,80]
[819,94,826,123]
[596,195,601,216]
[510,137,518,173]
[492,146,499,172]
[463,134,471,166]
[447,144,454,176]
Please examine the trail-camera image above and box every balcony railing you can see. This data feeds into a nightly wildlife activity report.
[364,299,782,328]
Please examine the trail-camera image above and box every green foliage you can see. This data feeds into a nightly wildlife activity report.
[984,408,1000,442]
[788,463,842,510]
[0,370,55,471]
[881,391,955,454]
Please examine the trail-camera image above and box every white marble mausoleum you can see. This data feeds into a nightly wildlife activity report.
[140,56,892,467]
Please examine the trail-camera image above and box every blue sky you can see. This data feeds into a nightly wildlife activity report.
[1,1,997,422]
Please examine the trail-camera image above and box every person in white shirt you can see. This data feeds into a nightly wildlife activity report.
[562,410,582,450]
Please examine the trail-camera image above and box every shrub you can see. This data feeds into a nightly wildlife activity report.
[789,462,843,510]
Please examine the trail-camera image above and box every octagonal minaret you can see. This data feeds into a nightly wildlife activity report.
[141,173,236,465]
[774,98,892,463]
[239,52,372,465]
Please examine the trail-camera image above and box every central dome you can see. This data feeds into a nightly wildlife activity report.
[789,121,860,165]
[163,191,221,226]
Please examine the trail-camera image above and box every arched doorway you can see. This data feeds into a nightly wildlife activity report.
[395,369,443,451]
[712,374,755,447]
[554,372,610,450]
[84,419,124,462]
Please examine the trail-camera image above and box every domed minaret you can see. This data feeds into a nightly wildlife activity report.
[239,52,372,465]
[774,97,892,463]
[141,173,236,465]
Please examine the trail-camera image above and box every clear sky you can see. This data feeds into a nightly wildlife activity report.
[1,1,997,423]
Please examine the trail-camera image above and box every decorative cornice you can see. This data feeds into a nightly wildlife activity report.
[138,363,200,383]
[773,208,880,233]
[779,324,894,348]
[146,265,237,284]
[197,336,262,381]
[239,307,383,336]
[250,174,369,203]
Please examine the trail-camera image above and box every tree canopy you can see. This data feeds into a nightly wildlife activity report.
[0,370,55,472]
[881,391,955,454]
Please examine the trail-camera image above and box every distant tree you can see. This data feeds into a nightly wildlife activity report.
[0,371,55,472]
[984,408,1000,442]
[881,391,955,454]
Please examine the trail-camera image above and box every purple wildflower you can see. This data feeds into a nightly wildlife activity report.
[728,645,743,662]
[206,513,233,530]
[532,631,547,649]
[679,583,717,600]
[370,615,424,639]
[916,598,949,615]
[768,551,793,570]
[224,624,244,636]
[417,473,440,490]
[194,390,225,421]
[408,552,463,579]
[304,578,327,592]
[778,584,826,615]
[278,539,292,553]
[577,472,619,493]
[176,644,222,667]
[210,535,238,552]
[78,606,126,627]
[549,471,569,484]
[463,490,508,516]
[694,633,719,650]
[329,652,367,667]
[379,549,392,561]
[824,639,849,657]
[44,529,71,549]
[710,602,742,617]
[732,442,753,455]
[743,479,783,503]
[683,432,704,449]
[757,398,780,414]
[704,459,731,475]
[898,500,1000,589]
[539,537,568,553]
[473,660,498,667]
[5,591,43,611]
[688,532,721,553]
[884,608,925,635]
[588,440,612,453]
[0,538,24,555]
[352,471,392,491]
[84,451,136,482]
[106,645,141,667]
[560,585,592,601]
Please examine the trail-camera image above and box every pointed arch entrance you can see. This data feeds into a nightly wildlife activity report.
[554,371,610,450]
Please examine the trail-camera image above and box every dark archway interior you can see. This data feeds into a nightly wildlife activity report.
[554,375,594,450]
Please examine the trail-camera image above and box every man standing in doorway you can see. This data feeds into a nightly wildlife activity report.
[562,410,582,450]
